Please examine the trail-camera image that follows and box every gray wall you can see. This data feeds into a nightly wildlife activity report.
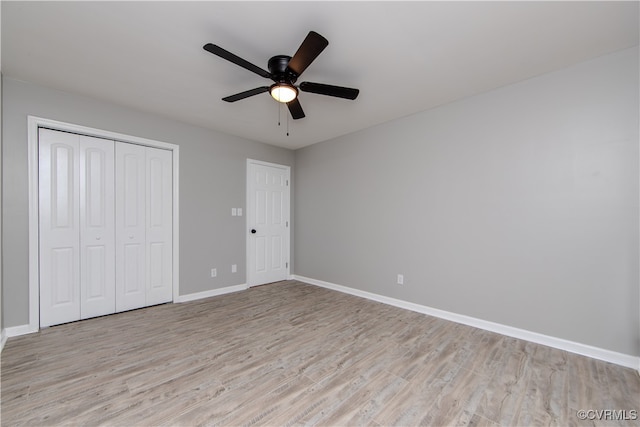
[1,79,3,340]
[294,48,639,356]
[2,78,294,328]
[1,2,4,338]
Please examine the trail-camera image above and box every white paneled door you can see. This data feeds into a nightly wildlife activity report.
[115,142,173,311]
[145,147,173,305]
[116,142,173,311]
[39,129,116,326]
[79,135,115,319]
[247,160,290,287]
[115,143,146,311]
[39,129,83,326]
[39,128,173,327]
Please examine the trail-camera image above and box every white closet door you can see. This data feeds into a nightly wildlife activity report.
[39,129,81,327]
[40,130,173,326]
[79,136,115,319]
[115,142,147,311]
[146,147,173,305]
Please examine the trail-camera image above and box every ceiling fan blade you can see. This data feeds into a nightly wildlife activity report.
[286,31,328,77]
[222,86,270,102]
[287,98,305,120]
[203,43,271,79]
[299,82,360,100]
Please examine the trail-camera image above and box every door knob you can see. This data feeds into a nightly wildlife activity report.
[96,236,101,240]
[251,229,256,234]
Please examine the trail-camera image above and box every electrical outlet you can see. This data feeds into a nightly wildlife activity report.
[397,274,404,285]
[231,264,237,273]
[211,268,217,278]
[231,208,237,216]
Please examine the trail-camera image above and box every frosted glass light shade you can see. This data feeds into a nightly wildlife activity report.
[270,84,298,103]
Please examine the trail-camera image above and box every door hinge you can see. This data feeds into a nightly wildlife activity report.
[286,179,289,186]
[286,262,289,268]
[286,221,289,227]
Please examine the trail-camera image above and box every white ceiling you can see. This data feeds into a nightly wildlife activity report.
[2,1,638,150]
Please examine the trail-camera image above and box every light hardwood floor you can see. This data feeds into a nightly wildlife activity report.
[2,280,639,426]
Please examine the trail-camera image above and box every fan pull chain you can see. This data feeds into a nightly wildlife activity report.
[276,103,290,136]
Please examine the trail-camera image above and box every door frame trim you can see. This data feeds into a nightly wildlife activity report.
[246,159,291,287]
[27,116,180,332]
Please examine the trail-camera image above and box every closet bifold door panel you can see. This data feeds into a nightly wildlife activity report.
[115,143,147,311]
[39,129,116,327]
[115,142,173,311]
[145,147,173,306]
[79,135,115,319]
[39,129,81,327]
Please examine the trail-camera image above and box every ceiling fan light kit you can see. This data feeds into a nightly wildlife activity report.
[203,31,359,121]
[270,84,298,103]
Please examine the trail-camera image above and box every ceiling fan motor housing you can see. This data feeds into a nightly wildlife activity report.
[268,55,297,83]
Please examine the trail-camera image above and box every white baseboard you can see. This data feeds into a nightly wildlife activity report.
[1,329,7,352]
[174,283,248,303]
[293,275,640,371]
[5,323,38,339]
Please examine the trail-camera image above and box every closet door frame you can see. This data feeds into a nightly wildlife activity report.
[27,116,180,332]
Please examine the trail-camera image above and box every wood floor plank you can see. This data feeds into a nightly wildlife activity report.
[218,375,316,426]
[2,280,639,426]
[473,346,533,425]
[314,369,407,426]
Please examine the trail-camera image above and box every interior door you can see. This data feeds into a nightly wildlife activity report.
[39,129,81,327]
[115,142,147,311]
[247,160,290,286]
[79,136,115,319]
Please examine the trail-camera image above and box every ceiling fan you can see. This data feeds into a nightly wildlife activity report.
[203,31,359,120]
